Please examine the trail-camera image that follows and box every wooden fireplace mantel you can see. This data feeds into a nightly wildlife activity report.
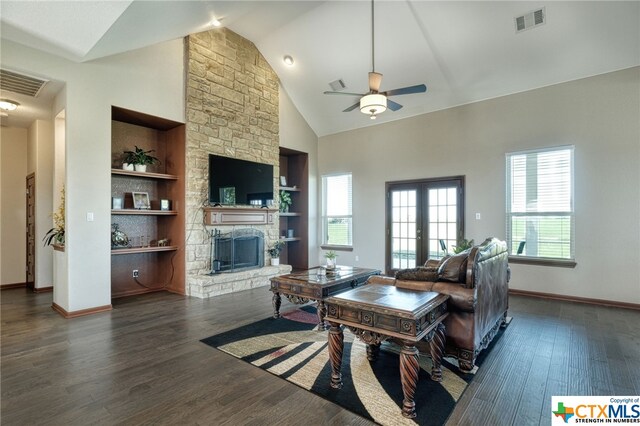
[203,207,277,226]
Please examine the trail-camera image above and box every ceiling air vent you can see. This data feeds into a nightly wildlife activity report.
[0,69,48,97]
[329,79,346,92]
[515,7,546,33]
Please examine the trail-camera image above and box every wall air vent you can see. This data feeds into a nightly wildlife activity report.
[0,69,48,97]
[515,7,546,33]
[329,79,346,92]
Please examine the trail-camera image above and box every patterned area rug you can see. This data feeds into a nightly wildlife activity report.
[201,306,481,426]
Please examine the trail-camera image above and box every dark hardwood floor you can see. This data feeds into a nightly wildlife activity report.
[1,287,638,425]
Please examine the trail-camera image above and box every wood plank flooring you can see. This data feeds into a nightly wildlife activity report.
[1,287,639,425]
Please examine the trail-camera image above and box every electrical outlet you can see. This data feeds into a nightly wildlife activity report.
[132,269,139,278]
[355,255,359,262]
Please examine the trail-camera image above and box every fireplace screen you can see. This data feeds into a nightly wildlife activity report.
[211,229,264,273]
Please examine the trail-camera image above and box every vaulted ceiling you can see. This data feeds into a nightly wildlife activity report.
[1,1,639,135]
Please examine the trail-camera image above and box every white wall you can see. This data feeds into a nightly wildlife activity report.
[0,127,28,285]
[28,119,54,289]
[1,38,185,311]
[318,67,640,304]
[279,86,320,266]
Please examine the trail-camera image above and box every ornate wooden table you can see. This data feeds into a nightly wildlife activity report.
[269,266,380,330]
[324,284,449,419]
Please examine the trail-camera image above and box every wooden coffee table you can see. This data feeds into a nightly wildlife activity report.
[269,266,380,330]
[324,284,449,419]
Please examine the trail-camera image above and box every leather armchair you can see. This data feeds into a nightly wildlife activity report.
[368,237,510,372]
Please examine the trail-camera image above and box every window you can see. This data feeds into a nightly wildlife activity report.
[506,146,574,262]
[322,173,352,246]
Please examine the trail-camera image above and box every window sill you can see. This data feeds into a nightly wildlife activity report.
[508,256,576,268]
[320,245,353,252]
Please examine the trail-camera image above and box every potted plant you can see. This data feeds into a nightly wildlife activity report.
[324,250,338,269]
[123,145,159,172]
[267,241,285,265]
[43,187,65,248]
[279,190,292,213]
[453,238,474,254]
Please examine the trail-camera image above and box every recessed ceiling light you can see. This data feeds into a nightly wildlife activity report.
[283,55,294,66]
[0,99,19,111]
[211,18,222,27]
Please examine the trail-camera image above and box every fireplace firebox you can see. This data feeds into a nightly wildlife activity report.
[211,229,264,273]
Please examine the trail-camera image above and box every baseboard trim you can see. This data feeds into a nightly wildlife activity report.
[34,286,53,293]
[52,302,113,318]
[509,289,640,311]
[1,282,26,290]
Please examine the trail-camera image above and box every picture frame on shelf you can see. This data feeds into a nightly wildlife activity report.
[280,176,287,187]
[160,199,171,211]
[131,191,151,209]
[112,197,123,210]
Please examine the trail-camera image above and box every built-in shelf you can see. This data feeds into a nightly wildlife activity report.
[112,209,178,216]
[279,186,300,192]
[111,246,179,255]
[111,169,179,180]
[280,237,301,242]
[279,212,301,217]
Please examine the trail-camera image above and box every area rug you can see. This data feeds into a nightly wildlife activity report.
[201,306,483,426]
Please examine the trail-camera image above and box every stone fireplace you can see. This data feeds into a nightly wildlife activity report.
[211,228,264,273]
[184,27,285,298]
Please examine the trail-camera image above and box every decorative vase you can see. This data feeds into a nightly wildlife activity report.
[122,163,134,171]
[134,164,147,172]
[271,257,280,266]
[111,224,130,248]
[326,258,336,269]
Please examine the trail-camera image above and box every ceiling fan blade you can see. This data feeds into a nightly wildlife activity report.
[387,99,403,111]
[384,84,427,97]
[343,102,360,112]
[324,91,365,96]
[369,72,383,92]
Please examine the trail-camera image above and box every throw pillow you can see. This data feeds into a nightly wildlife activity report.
[395,267,438,282]
[437,249,470,283]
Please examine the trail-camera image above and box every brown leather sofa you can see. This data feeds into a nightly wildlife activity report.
[368,237,510,372]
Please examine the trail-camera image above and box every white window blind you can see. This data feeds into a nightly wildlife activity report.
[322,173,352,246]
[506,146,574,260]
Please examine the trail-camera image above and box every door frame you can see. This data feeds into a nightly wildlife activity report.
[385,175,465,276]
[26,173,35,291]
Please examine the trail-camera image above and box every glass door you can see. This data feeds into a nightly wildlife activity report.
[386,177,464,275]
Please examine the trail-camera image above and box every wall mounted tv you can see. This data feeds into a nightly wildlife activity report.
[208,155,274,206]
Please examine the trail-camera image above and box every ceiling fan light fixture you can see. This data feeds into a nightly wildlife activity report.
[0,99,19,111]
[360,93,387,117]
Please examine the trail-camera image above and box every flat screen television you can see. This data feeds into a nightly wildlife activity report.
[208,154,274,206]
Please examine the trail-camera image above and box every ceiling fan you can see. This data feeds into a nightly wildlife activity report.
[323,0,427,120]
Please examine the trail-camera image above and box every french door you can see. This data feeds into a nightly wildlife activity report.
[385,176,464,276]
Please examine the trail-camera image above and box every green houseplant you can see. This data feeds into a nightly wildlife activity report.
[279,190,292,213]
[267,241,285,265]
[324,250,338,268]
[123,145,159,172]
[453,238,474,254]
[43,186,65,247]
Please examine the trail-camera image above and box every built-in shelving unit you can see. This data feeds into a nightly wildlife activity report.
[279,147,309,270]
[110,106,186,299]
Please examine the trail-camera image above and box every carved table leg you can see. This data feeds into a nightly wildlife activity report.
[272,292,281,319]
[328,321,344,389]
[316,300,328,331]
[366,343,380,361]
[429,322,446,382]
[399,341,420,418]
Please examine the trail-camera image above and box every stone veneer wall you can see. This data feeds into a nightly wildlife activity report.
[185,28,281,298]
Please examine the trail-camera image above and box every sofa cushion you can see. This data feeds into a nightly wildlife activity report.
[395,267,438,282]
[394,279,435,292]
[438,250,470,283]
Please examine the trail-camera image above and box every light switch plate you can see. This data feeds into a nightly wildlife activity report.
[87,212,94,222]
[475,213,481,220]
